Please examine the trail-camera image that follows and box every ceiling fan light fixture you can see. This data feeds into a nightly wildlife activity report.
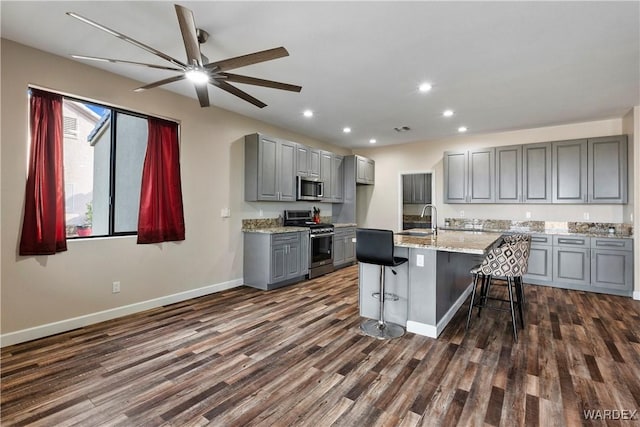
[185,68,209,84]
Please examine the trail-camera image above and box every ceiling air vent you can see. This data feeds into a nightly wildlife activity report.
[394,126,411,132]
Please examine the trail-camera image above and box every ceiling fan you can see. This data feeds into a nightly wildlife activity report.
[66,4,302,108]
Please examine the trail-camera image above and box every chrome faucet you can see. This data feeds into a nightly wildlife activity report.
[420,204,438,236]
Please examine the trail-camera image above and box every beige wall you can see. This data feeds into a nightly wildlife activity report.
[0,40,346,336]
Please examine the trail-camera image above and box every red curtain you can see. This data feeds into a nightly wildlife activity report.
[137,118,185,243]
[19,89,67,255]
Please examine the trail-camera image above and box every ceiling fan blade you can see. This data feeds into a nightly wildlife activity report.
[71,55,183,71]
[212,80,267,108]
[194,83,210,107]
[66,12,187,69]
[219,73,302,92]
[134,74,186,92]
[205,47,289,72]
[174,4,202,67]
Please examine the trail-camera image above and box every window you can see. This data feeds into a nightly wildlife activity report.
[62,97,150,238]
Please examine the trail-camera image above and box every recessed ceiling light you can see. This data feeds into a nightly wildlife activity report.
[343,127,351,133]
[443,110,454,117]
[369,139,377,144]
[418,82,432,93]
[303,109,313,118]
[458,126,468,133]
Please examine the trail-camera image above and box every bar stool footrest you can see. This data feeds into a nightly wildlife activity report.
[371,292,400,301]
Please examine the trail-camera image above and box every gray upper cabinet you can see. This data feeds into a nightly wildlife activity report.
[495,145,522,203]
[443,151,468,203]
[588,135,627,204]
[355,155,375,185]
[403,174,432,204]
[320,151,332,202]
[468,148,495,203]
[552,139,588,203]
[296,144,321,179]
[245,133,296,202]
[331,154,344,203]
[443,149,493,203]
[522,142,552,203]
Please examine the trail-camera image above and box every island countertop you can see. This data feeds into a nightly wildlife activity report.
[394,229,503,254]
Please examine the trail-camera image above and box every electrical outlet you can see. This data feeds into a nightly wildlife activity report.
[416,254,424,267]
[112,281,121,294]
[525,212,531,219]
[583,212,590,220]
[259,209,264,218]
[460,210,465,218]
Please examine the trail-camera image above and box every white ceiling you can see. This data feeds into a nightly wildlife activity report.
[2,1,639,148]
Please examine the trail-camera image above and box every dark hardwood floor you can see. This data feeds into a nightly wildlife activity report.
[2,265,640,426]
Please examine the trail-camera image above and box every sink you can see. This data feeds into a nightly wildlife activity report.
[396,230,433,237]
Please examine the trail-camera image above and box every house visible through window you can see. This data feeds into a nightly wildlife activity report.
[62,97,149,238]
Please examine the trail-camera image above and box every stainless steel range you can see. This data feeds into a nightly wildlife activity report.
[283,210,335,279]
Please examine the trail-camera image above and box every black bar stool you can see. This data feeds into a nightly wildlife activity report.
[356,228,408,339]
[465,235,531,342]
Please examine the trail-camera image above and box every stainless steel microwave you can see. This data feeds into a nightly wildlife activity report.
[297,176,324,201]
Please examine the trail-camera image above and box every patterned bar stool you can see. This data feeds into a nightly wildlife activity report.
[465,235,531,341]
[356,228,408,339]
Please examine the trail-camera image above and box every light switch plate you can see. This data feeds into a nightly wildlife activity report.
[525,212,531,219]
[221,208,231,218]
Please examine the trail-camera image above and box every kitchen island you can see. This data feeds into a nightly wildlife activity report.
[359,230,503,338]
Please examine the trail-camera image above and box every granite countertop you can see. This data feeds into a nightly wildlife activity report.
[242,226,307,234]
[394,229,503,255]
[441,227,632,239]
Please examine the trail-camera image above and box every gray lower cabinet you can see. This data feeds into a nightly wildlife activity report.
[590,237,633,291]
[244,232,308,290]
[245,133,296,202]
[525,234,633,297]
[334,227,356,268]
[523,234,552,282]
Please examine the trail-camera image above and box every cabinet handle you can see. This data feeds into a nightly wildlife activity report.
[596,242,624,248]
[558,238,584,245]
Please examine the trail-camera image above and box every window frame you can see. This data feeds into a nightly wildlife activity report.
[29,87,180,240]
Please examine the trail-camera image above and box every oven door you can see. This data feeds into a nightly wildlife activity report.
[310,233,333,267]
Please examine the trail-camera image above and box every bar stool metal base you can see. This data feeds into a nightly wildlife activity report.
[360,319,405,339]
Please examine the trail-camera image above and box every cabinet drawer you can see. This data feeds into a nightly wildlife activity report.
[272,233,301,244]
[553,235,590,248]
[530,234,552,246]
[590,238,632,251]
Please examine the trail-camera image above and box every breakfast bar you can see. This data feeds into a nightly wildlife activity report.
[359,230,503,338]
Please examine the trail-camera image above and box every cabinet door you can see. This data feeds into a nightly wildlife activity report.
[308,149,321,179]
[591,249,632,291]
[356,156,367,183]
[553,247,590,285]
[365,159,375,184]
[522,142,552,203]
[523,245,552,282]
[443,151,468,203]
[271,244,287,283]
[257,136,279,201]
[412,174,427,204]
[278,140,297,201]
[588,135,627,204]
[495,145,522,203]
[344,230,356,262]
[552,139,588,203]
[468,148,495,203]
[300,231,309,275]
[286,242,302,280]
[332,154,344,203]
[333,234,345,266]
[296,144,309,177]
[320,151,332,201]
[402,175,412,203]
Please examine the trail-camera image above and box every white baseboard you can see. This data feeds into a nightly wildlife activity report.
[634,290,640,300]
[406,283,473,339]
[0,278,243,348]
